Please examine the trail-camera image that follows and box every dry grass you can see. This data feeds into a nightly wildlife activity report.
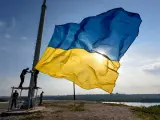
[0,100,143,120]
[43,101,85,111]
[19,112,44,120]
[131,105,160,120]
[68,102,85,111]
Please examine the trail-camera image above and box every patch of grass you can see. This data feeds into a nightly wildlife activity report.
[131,105,160,120]
[68,102,85,111]
[43,101,85,111]
[43,102,68,108]
[19,112,44,120]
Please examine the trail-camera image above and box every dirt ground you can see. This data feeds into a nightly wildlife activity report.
[0,102,8,114]
[0,100,139,120]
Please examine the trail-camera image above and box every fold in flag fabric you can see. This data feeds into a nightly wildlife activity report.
[35,8,142,93]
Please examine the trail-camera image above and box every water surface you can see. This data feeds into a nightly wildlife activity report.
[103,102,160,107]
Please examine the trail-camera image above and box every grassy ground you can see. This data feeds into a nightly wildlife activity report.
[18,103,160,120]
[131,105,160,120]
[14,101,85,120]
[43,101,85,111]
[19,112,44,120]
[1,101,160,120]
[103,102,160,120]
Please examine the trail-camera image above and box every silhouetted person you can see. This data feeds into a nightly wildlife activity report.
[11,90,19,109]
[29,69,39,88]
[19,68,29,87]
[39,91,44,105]
[32,70,39,88]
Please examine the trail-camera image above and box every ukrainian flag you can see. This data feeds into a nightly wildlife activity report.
[35,8,142,93]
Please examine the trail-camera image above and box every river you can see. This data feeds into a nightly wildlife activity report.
[103,102,160,107]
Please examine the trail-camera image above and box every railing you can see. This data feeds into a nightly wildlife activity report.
[7,86,41,111]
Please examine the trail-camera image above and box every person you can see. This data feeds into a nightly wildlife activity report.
[19,68,29,87]
[29,69,39,88]
[11,90,19,109]
[33,70,39,88]
[39,91,44,105]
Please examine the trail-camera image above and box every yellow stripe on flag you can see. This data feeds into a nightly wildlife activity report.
[35,47,120,93]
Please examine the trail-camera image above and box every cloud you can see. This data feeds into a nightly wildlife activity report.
[0,17,16,32]
[4,33,11,39]
[0,20,6,27]
[0,18,16,39]
[20,36,27,40]
[142,62,160,75]
[0,46,8,52]
[140,57,160,64]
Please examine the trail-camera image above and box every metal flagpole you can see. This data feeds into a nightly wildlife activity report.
[73,83,76,100]
[28,0,47,108]
[7,87,14,111]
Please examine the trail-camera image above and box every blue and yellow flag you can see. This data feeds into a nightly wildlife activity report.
[35,8,142,93]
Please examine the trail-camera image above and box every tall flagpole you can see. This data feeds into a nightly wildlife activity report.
[73,83,76,100]
[28,0,47,108]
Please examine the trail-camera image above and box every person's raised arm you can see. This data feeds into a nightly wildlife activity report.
[28,70,33,73]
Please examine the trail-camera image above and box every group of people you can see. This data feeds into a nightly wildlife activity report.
[11,90,44,109]
[10,67,44,109]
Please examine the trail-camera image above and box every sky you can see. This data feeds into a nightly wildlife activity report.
[0,0,160,96]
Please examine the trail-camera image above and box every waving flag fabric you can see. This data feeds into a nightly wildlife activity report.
[35,8,142,93]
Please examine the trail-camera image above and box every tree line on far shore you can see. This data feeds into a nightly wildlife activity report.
[0,94,160,103]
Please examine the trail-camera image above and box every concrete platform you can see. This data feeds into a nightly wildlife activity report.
[1,106,45,117]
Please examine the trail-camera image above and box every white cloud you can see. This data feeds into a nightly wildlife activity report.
[120,54,133,63]
[142,62,160,75]
[140,58,160,64]
[0,20,6,27]
[20,36,28,40]
[0,17,16,32]
[4,33,11,39]
[0,46,7,51]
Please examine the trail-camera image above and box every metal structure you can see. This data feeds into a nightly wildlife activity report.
[73,83,76,100]
[28,0,47,108]
[8,87,41,111]
[8,0,77,111]
[7,0,48,112]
